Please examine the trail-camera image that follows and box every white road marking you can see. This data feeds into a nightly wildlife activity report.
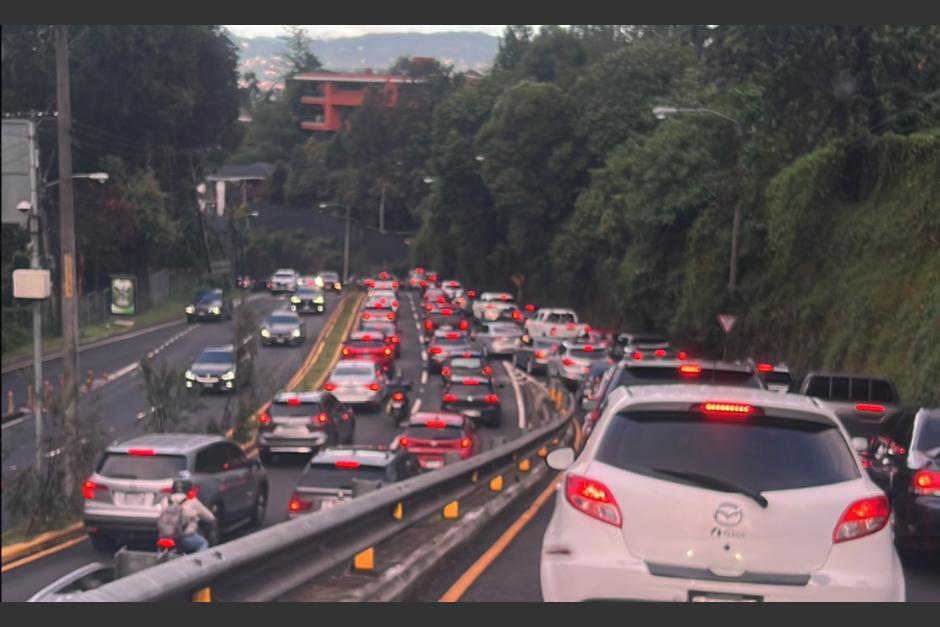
[410,399,422,415]
[1,415,28,430]
[421,371,428,385]
[421,351,428,362]
[503,360,526,430]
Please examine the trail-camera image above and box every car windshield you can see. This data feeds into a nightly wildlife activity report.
[406,425,464,440]
[332,365,375,378]
[198,350,232,364]
[271,402,323,417]
[597,411,859,492]
[299,464,386,489]
[268,314,297,325]
[97,453,187,480]
[196,292,220,304]
[320,273,339,281]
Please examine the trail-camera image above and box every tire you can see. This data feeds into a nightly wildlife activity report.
[88,531,114,552]
[250,485,268,528]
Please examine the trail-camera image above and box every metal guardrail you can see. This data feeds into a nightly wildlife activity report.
[70,378,571,602]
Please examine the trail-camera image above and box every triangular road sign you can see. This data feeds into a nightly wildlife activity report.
[717,314,737,334]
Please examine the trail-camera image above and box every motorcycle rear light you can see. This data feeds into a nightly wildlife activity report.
[399,436,410,448]
[392,392,405,401]
[367,383,380,391]
[314,412,329,425]
[324,382,336,392]
[482,366,492,376]
[679,364,702,377]
[157,538,177,549]
[288,493,313,512]
[562,358,574,366]
[258,412,271,425]
[757,363,774,373]
[912,470,940,496]
[441,367,451,377]
[459,320,469,330]
[565,474,622,527]
[654,349,666,358]
[342,347,351,356]
[430,347,443,355]
[460,438,471,449]
[128,449,155,456]
[336,460,360,468]
[677,351,688,361]
[632,351,642,360]
[287,397,301,405]
[855,403,886,413]
[833,496,890,543]
[484,394,499,404]
[443,394,457,403]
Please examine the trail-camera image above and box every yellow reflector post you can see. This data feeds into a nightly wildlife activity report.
[192,587,212,602]
[443,500,459,519]
[519,459,530,472]
[490,475,503,492]
[393,502,403,521]
[538,447,548,457]
[354,547,375,571]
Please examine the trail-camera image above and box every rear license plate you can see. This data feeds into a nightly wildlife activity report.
[123,492,148,506]
[423,459,444,469]
[688,591,762,602]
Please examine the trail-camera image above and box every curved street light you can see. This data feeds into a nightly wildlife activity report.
[319,202,353,284]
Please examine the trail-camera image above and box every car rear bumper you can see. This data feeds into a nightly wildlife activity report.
[333,390,384,405]
[258,431,329,452]
[443,403,500,425]
[897,495,940,549]
[186,378,234,391]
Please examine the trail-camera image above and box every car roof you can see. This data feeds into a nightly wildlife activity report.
[201,344,234,353]
[608,385,835,426]
[539,308,576,315]
[310,446,400,467]
[107,433,226,454]
[409,412,465,427]
[272,391,327,404]
[268,310,298,318]
[349,331,386,340]
[561,339,605,349]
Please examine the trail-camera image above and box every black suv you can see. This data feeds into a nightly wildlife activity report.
[258,391,356,463]
[184,344,248,393]
[185,289,233,323]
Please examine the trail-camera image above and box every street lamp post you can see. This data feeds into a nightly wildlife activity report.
[653,106,744,292]
[319,202,352,285]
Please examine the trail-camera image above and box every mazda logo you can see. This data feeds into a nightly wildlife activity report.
[714,503,743,527]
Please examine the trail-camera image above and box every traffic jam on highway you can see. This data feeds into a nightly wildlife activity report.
[6,267,938,602]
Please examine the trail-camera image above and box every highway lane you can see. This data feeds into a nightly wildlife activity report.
[0,287,527,601]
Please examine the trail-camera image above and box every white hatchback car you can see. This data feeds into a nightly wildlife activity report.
[540,385,905,602]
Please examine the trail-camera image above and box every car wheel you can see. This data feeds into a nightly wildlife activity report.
[88,531,114,552]
[250,485,268,528]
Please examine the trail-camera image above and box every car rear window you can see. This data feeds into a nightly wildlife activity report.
[406,426,464,440]
[98,453,187,479]
[619,366,762,388]
[805,376,896,403]
[450,357,484,370]
[332,365,375,378]
[764,372,793,387]
[569,347,607,358]
[271,402,323,417]
[299,464,387,489]
[869,380,896,403]
[449,382,492,397]
[597,411,859,491]
[436,336,469,346]
[347,339,385,349]
[549,313,576,324]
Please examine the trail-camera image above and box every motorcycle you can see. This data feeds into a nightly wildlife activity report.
[386,379,414,425]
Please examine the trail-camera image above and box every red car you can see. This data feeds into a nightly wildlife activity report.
[341,331,395,372]
[398,412,478,469]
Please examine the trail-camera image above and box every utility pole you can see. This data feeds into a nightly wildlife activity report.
[379,181,386,234]
[343,203,351,284]
[27,121,44,472]
[728,129,744,293]
[55,25,78,497]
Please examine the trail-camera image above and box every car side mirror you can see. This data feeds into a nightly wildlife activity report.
[546,447,575,470]
[851,437,869,454]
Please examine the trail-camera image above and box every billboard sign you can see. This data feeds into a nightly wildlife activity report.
[2,119,37,227]
[110,275,137,315]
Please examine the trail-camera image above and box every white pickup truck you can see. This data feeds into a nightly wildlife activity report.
[523,308,589,339]
[472,292,515,321]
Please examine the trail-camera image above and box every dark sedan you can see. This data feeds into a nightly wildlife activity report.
[260,311,306,347]
[441,374,502,428]
[185,289,232,323]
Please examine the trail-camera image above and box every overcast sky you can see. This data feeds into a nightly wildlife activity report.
[225,25,510,39]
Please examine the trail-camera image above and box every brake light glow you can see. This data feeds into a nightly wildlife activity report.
[913,470,940,496]
[361,313,371,320]
[380,272,388,280]
[525,304,535,312]
[679,364,703,377]
[677,351,688,361]
[443,394,457,403]
[361,334,372,341]
[82,480,104,500]
[425,319,434,330]
[287,397,301,405]
[420,280,427,288]
[390,336,399,344]
[562,358,574,366]
[258,412,271,425]
[468,290,476,298]
[441,367,451,377]
[367,383,380,392]
[583,345,594,352]
[314,412,329,425]
[157,538,177,549]
[430,346,443,355]
[632,351,643,361]
[288,493,312,512]
[441,308,453,315]
[336,460,361,468]
[700,402,756,416]
[392,300,399,308]
[512,310,522,320]
[392,281,399,289]
[459,320,469,331]
[384,347,393,356]
[483,366,492,376]
[833,496,890,543]
[437,296,445,304]
[323,382,336,392]
[565,474,622,527]
[128,449,155,456]
[584,325,591,332]
[392,392,405,401]
[535,351,546,359]
[855,403,886,413]
[757,363,774,373]
[463,379,481,385]
[399,436,410,448]
[387,313,395,321]
[342,347,351,356]
[426,420,446,428]
[484,394,499,404]
[187,487,199,500]
[654,349,666,358]
[416,268,424,274]
[449,281,458,288]
[460,438,471,449]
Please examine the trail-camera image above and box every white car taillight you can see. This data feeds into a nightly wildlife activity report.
[832,496,889,543]
[565,474,622,527]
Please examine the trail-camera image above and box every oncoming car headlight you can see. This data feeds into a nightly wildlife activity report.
[185,370,196,380]
[291,296,301,304]
[261,328,271,338]
[185,305,195,314]
[210,306,221,315]
[314,296,325,304]
[291,328,302,338]
[221,370,236,381]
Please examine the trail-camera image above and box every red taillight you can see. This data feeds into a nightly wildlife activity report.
[443,394,457,403]
[430,346,443,355]
[565,474,622,527]
[425,319,434,330]
[258,412,271,425]
[757,363,774,373]
[187,487,199,500]
[583,345,594,352]
[512,311,522,320]
[387,312,395,321]
[437,296,445,304]
[679,364,703,377]
[390,335,399,344]
[157,538,177,549]
[399,436,410,448]
[288,493,312,512]
[484,394,499,404]
[459,320,469,331]
[550,328,557,336]
[342,347,351,356]
[392,392,405,401]
[336,460,361,469]
[566,324,576,330]
[855,403,886,413]
[367,383,380,392]
[833,496,890,543]
[441,367,451,377]
[525,304,535,312]
[392,281,399,289]
[562,358,574,366]
[468,290,476,298]
[912,470,940,496]
[287,397,301,406]
[416,267,424,274]
[482,366,492,376]
[426,420,446,428]
[499,294,510,301]
[366,280,375,288]
[82,480,99,500]
[677,351,688,361]
[535,351,546,359]
[632,351,642,361]
[392,300,399,308]
[314,412,329,425]
[654,349,666,358]
[384,347,392,357]
[429,274,437,281]
[463,378,480,385]
[361,313,371,320]
[420,280,427,288]
[700,402,756,416]
[128,448,155,456]
[460,438,471,449]
[324,382,336,392]
[584,325,591,332]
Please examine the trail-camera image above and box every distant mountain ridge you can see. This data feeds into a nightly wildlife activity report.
[232,31,499,89]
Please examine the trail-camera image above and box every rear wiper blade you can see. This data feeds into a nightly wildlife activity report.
[651,468,769,508]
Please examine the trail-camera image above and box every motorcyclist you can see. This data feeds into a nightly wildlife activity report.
[164,473,217,554]
[385,371,412,425]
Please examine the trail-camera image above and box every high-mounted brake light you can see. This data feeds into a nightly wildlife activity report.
[392,392,405,401]
[446,332,460,339]
[913,470,940,496]
[314,412,329,425]
[500,294,510,301]
[484,394,499,404]
[460,438,471,449]
[287,397,301,406]
[336,460,361,468]
[855,403,886,413]
[700,402,756,416]
[525,304,535,312]
[258,412,271,425]
[129,449,155,456]
[482,366,492,376]
[443,393,457,403]
[324,382,336,392]
[679,364,703,377]
[654,349,666,358]
[583,345,595,352]
[441,308,453,315]
[367,383,380,392]
[380,272,388,280]
[157,538,177,549]
[833,496,890,543]
[449,281,458,288]
[468,290,476,298]
[565,474,622,527]
[757,363,774,373]
[426,420,447,428]
[361,334,372,341]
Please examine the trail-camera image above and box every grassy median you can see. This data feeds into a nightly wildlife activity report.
[292,292,365,392]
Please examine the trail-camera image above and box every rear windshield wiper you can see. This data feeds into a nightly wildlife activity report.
[651,467,769,508]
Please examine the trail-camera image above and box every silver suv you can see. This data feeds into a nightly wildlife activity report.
[82,434,268,551]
